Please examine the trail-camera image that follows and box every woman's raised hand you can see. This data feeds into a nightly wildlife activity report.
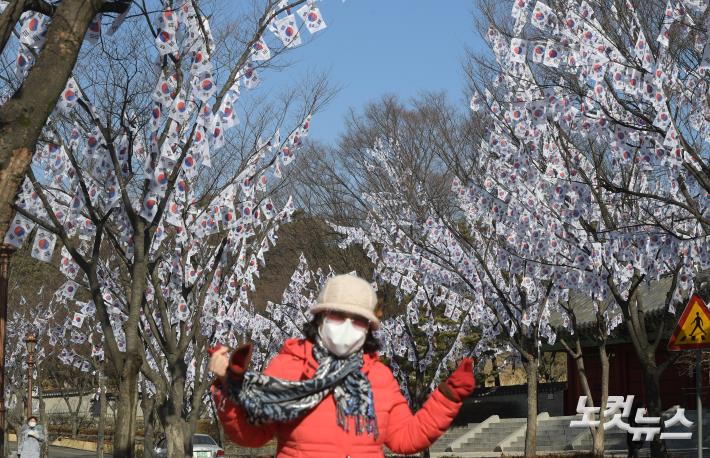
[208,345,230,384]
[227,343,253,379]
[209,342,253,386]
[439,358,476,402]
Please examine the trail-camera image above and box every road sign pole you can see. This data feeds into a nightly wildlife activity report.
[669,295,710,456]
[697,349,703,458]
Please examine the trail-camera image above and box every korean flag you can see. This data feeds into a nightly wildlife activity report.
[57,78,82,115]
[272,14,302,48]
[72,312,86,329]
[155,27,178,56]
[510,38,527,63]
[243,63,260,90]
[297,4,327,34]
[86,14,102,44]
[250,38,271,61]
[31,227,56,262]
[4,214,35,248]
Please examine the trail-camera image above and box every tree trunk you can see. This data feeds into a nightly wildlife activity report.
[7,391,23,458]
[413,371,426,411]
[114,225,149,458]
[142,417,155,458]
[182,420,192,458]
[96,367,106,458]
[592,343,609,458]
[492,356,501,387]
[523,357,539,458]
[71,416,79,439]
[214,409,225,447]
[412,372,430,458]
[160,361,189,458]
[188,415,198,443]
[38,380,48,458]
[643,367,666,458]
[113,357,140,458]
[568,339,610,457]
[163,419,188,458]
[0,0,104,240]
[140,388,156,458]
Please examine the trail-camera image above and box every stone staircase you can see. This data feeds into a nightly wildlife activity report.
[425,410,710,457]
[570,425,631,452]
[429,424,476,454]
[569,408,710,454]
[221,409,710,457]
[503,415,578,452]
[451,417,526,453]
[657,409,710,454]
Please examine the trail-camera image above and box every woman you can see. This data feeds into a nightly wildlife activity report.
[209,274,475,457]
[18,416,44,458]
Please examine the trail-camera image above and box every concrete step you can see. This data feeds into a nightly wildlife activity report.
[435,414,710,455]
[486,424,523,430]
[430,425,477,452]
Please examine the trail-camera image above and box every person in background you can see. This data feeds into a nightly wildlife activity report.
[18,416,44,458]
[209,274,476,457]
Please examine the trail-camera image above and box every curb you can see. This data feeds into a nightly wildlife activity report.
[50,437,112,453]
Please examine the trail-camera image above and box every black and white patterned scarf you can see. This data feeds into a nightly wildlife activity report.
[231,340,378,438]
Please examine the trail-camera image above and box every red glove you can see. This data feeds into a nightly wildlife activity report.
[227,343,253,380]
[208,342,224,356]
[209,343,252,403]
[439,358,475,402]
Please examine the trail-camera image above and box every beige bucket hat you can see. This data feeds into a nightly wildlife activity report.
[310,274,380,329]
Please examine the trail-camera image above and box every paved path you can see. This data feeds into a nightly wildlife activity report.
[9,443,112,457]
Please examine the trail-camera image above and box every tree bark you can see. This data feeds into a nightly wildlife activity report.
[164,417,187,458]
[72,387,84,439]
[643,367,666,458]
[160,360,188,458]
[160,384,192,458]
[38,379,47,458]
[413,371,430,458]
[71,415,79,439]
[491,356,501,387]
[140,386,156,458]
[96,366,106,458]
[142,416,154,458]
[621,283,677,458]
[113,358,140,458]
[113,224,149,457]
[592,343,609,458]
[0,0,104,241]
[523,357,539,458]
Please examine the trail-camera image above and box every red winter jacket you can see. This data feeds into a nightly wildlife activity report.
[212,338,462,458]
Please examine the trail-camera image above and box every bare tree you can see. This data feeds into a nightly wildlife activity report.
[6,1,334,456]
[465,1,708,456]
[0,0,131,239]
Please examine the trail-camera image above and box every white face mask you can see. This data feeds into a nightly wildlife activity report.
[28,421,36,428]
[318,316,367,358]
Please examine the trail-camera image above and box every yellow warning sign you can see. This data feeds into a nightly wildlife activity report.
[668,295,710,350]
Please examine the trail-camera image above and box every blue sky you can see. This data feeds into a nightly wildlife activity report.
[257,0,487,145]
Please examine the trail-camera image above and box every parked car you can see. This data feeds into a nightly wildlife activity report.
[153,434,225,458]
